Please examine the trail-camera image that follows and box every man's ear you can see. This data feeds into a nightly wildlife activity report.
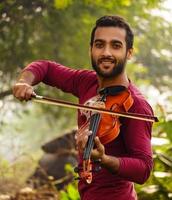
[127,48,133,60]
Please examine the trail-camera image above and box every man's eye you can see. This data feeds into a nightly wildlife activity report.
[113,44,121,49]
[95,43,103,48]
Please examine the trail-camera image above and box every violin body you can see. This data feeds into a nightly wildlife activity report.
[97,89,133,144]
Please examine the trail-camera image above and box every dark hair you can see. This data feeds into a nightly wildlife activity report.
[90,15,134,50]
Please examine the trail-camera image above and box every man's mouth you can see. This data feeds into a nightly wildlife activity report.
[101,61,114,65]
[98,58,115,65]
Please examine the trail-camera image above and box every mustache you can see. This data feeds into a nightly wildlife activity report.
[98,56,117,64]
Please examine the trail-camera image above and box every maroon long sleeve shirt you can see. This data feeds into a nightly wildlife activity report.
[23,60,154,200]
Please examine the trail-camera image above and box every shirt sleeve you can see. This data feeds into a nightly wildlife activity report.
[117,101,154,184]
[23,60,94,97]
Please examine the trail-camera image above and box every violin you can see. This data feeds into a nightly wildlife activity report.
[31,90,158,184]
[75,86,134,183]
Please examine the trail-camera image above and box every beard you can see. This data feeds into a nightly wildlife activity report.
[91,55,127,79]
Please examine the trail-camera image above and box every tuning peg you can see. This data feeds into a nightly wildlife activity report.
[92,159,101,164]
[94,166,102,172]
[74,176,81,180]
[74,166,83,173]
[90,166,101,172]
[74,166,80,173]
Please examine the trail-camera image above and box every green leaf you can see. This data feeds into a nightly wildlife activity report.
[54,0,73,9]
[67,184,79,200]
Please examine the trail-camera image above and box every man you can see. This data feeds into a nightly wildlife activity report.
[13,15,154,200]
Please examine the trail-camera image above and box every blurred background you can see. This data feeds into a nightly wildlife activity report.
[0,0,172,199]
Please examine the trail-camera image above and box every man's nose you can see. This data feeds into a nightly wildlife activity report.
[102,46,112,56]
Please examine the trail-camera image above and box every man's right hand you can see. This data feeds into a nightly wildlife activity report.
[12,82,36,101]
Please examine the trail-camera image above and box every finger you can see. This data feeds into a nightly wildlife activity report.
[77,133,88,148]
[13,84,22,98]
[91,148,102,160]
[75,128,91,141]
[77,130,90,145]
[15,87,27,101]
[12,85,17,97]
[74,133,78,140]
[94,136,100,146]
[94,137,104,152]
[77,134,88,153]
[31,91,36,97]
[75,129,84,140]
[25,87,34,100]
[20,87,29,100]
[88,130,93,136]
[91,149,98,157]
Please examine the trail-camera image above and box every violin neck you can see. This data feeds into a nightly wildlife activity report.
[83,113,101,160]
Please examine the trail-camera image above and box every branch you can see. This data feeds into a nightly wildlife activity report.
[0,89,12,99]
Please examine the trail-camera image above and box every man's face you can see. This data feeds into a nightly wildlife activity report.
[91,27,132,78]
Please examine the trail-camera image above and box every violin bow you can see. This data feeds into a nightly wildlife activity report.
[31,94,158,122]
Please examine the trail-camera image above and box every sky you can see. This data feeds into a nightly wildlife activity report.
[152,0,172,21]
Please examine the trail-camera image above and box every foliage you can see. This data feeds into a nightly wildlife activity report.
[0,0,171,93]
[60,183,80,200]
[0,0,171,133]
[59,163,80,200]
[135,144,172,199]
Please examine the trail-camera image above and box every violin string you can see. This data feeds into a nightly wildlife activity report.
[84,114,96,160]
[85,114,101,160]
[84,96,106,161]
